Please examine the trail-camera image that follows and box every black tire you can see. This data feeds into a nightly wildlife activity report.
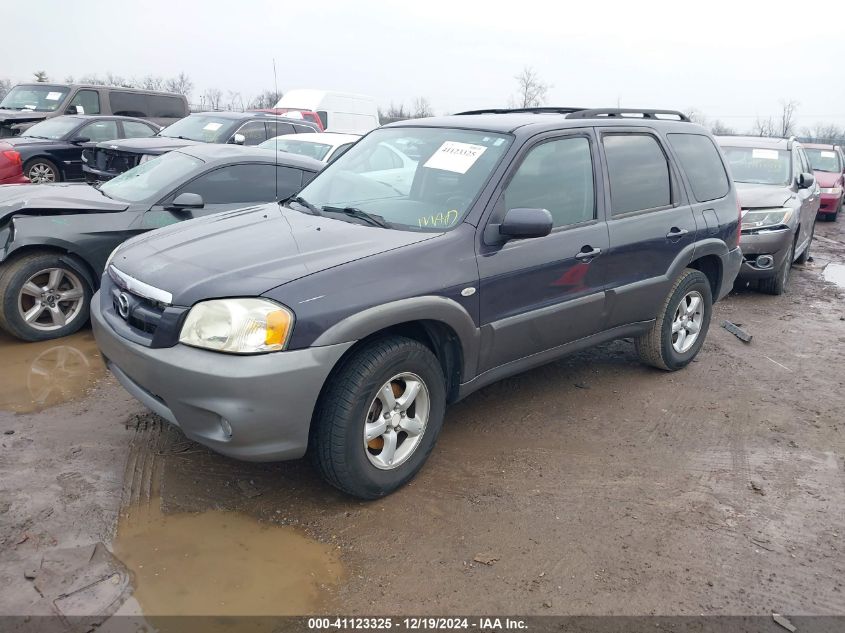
[0,252,92,342]
[635,268,713,371]
[759,240,793,296]
[310,335,446,499]
[23,157,61,183]
[795,223,813,265]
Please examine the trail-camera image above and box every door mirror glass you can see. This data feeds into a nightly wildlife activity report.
[231,133,246,145]
[798,172,815,189]
[169,192,204,210]
[499,208,553,239]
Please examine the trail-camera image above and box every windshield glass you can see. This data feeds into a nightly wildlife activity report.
[293,127,512,231]
[159,115,235,143]
[21,117,80,140]
[100,151,203,202]
[805,148,842,173]
[259,137,332,160]
[721,146,791,186]
[0,85,70,112]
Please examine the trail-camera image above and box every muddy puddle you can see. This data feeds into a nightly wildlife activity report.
[112,501,343,618]
[0,329,105,413]
[823,262,845,290]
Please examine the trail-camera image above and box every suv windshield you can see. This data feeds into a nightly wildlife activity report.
[721,146,791,186]
[21,117,80,140]
[159,115,236,143]
[0,85,70,112]
[259,137,332,160]
[100,151,203,202]
[293,127,512,231]
[805,148,842,173]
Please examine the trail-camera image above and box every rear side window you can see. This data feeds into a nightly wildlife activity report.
[147,94,186,118]
[603,134,671,215]
[504,136,595,228]
[109,91,148,117]
[667,133,730,203]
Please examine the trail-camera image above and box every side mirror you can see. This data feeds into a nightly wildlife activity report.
[231,133,246,145]
[168,192,204,210]
[498,208,554,240]
[69,136,90,144]
[798,172,815,189]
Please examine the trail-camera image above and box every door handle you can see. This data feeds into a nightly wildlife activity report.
[575,247,602,260]
[666,227,689,239]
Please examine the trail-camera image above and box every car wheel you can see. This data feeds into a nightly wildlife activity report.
[758,241,793,296]
[795,223,814,265]
[24,158,61,184]
[310,335,446,499]
[635,268,713,371]
[0,252,92,342]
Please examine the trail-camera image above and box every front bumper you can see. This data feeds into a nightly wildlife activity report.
[81,164,118,182]
[91,290,354,462]
[737,228,793,280]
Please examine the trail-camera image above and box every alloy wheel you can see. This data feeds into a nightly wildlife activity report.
[17,267,85,332]
[671,290,704,354]
[27,163,57,183]
[363,372,430,470]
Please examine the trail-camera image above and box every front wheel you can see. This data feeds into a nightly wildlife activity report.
[0,252,92,341]
[310,336,446,499]
[636,268,713,371]
[759,241,793,296]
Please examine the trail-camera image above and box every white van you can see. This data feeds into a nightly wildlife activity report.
[273,90,380,135]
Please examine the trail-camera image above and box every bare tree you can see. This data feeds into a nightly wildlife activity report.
[202,88,223,111]
[79,74,107,85]
[776,99,799,137]
[412,97,433,118]
[0,78,11,101]
[64,75,75,84]
[710,120,735,136]
[225,90,244,112]
[684,108,707,127]
[751,115,776,137]
[379,103,409,124]
[512,66,548,108]
[105,72,133,88]
[33,71,49,83]
[139,75,165,91]
[164,72,194,98]
[809,122,842,142]
[248,89,283,110]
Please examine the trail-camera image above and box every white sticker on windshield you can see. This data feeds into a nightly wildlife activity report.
[424,141,487,174]
[46,92,62,101]
[752,149,779,160]
[821,150,836,158]
[203,122,223,131]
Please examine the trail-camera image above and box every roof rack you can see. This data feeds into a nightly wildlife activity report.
[455,107,588,116]
[565,108,690,121]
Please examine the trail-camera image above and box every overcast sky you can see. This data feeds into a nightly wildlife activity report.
[5,0,844,131]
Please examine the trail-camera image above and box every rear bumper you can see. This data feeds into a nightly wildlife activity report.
[818,193,842,214]
[91,290,354,462]
[737,228,793,280]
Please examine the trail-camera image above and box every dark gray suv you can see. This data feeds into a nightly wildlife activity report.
[92,108,742,499]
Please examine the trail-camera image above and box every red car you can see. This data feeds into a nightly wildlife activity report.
[0,142,29,185]
[803,142,844,221]
[251,108,325,131]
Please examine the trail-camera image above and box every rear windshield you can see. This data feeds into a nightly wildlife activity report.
[259,137,332,160]
[21,117,80,140]
[721,146,791,186]
[159,115,237,143]
[0,85,70,112]
[292,127,512,232]
[804,148,842,173]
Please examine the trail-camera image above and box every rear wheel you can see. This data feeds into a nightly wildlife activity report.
[0,252,91,341]
[759,241,793,296]
[310,336,446,499]
[24,158,60,183]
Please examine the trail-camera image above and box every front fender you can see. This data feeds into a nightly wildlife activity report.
[312,295,481,379]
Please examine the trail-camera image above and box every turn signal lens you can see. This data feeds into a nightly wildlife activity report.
[265,309,293,347]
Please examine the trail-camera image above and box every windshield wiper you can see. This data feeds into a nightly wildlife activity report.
[21,135,49,140]
[321,206,390,228]
[282,195,323,215]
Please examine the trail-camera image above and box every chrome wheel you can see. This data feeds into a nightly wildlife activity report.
[363,372,430,470]
[671,290,704,354]
[17,268,85,332]
[27,162,57,183]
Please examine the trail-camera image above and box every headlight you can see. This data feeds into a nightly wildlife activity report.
[820,187,842,195]
[741,208,793,231]
[179,298,294,354]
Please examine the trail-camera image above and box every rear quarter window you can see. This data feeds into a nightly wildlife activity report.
[667,133,730,203]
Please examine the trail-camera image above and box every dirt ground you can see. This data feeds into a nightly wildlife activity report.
[1,219,843,623]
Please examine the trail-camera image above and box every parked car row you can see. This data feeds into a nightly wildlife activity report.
[0,104,836,498]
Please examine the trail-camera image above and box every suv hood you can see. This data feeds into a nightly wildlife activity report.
[813,170,841,188]
[734,182,793,209]
[0,110,49,125]
[111,204,439,306]
[0,183,129,223]
[96,136,202,155]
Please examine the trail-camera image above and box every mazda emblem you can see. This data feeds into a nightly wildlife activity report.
[117,292,130,319]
